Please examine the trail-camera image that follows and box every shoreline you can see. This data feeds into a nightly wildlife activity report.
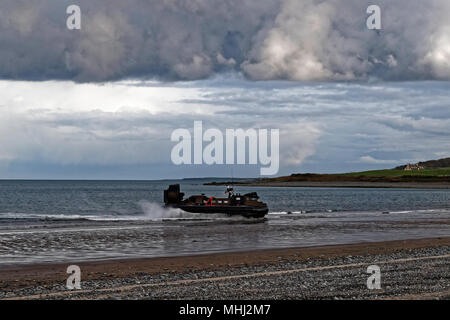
[1,237,450,299]
[207,181,450,189]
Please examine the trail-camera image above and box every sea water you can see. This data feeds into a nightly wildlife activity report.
[0,179,449,266]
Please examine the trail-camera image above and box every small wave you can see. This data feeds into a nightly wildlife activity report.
[0,212,96,221]
[387,210,413,214]
[269,210,308,215]
[0,201,254,223]
[2,206,448,224]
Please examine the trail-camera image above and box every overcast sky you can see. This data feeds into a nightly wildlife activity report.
[1,1,450,179]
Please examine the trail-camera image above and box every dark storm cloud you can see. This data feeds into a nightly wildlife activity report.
[1,0,450,82]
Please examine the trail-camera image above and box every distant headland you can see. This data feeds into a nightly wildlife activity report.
[205,157,450,189]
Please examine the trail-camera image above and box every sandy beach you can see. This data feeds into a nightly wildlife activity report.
[1,237,449,300]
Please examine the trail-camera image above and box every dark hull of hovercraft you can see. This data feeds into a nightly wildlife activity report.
[166,204,268,218]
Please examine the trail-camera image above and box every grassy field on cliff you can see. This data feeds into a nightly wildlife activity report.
[206,164,450,185]
[251,167,450,184]
[343,168,450,177]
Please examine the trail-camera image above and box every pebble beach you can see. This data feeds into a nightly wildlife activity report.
[1,237,449,300]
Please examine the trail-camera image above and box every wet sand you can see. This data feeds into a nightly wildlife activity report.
[1,237,450,300]
[3,209,450,267]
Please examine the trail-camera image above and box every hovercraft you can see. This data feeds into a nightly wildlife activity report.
[163,184,268,218]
